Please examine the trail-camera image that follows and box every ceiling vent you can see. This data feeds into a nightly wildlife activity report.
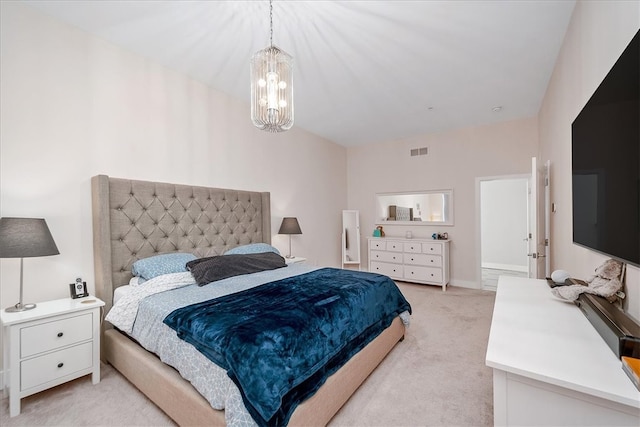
[410,147,428,157]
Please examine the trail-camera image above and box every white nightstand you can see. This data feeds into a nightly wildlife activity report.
[285,256,306,264]
[1,296,105,417]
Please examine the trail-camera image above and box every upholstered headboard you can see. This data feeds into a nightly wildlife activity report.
[91,175,271,316]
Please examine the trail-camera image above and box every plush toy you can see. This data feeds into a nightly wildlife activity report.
[551,259,624,303]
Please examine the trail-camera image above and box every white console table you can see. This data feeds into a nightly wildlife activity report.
[486,276,640,426]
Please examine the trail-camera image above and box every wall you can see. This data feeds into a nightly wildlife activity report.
[538,0,639,321]
[0,3,347,370]
[347,117,538,288]
[481,178,528,272]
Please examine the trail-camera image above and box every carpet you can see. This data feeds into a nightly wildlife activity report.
[0,282,495,426]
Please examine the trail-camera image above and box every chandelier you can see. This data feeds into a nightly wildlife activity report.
[250,0,294,132]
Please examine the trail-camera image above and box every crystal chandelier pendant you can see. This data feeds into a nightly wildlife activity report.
[250,1,293,132]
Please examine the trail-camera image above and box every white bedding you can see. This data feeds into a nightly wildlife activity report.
[105,272,196,333]
[112,284,129,305]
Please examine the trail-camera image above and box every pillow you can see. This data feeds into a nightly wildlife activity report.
[131,252,196,281]
[187,252,286,285]
[224,243,280,256]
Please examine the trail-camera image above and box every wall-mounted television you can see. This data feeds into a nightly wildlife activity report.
[571,30,639,268]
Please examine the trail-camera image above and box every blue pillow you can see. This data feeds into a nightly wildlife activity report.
[224,243,281,256]
[131,252,196,281]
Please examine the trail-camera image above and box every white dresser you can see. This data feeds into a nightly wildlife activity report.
[486,276,640,426]
[1,296,105,417]
[368,237,450,290]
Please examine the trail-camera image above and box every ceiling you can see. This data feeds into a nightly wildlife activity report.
[22,0,576,147]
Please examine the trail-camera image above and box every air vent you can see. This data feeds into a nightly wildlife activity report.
[410,147,428,157]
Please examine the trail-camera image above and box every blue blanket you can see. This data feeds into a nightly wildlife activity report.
[163,267,411,426]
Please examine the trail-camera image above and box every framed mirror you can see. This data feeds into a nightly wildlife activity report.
[342,210,361,268]
[375,190,454,226]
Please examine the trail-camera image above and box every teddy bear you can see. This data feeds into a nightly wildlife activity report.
[551,258,624,303]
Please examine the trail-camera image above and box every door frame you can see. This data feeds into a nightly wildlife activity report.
[475,174,530,291]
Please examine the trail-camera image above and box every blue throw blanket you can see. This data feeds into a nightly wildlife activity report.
[163,267,411,426]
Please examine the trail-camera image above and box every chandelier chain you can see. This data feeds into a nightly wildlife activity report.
[269,0,273,47]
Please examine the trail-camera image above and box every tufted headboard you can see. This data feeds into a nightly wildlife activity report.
[91,175,271,317]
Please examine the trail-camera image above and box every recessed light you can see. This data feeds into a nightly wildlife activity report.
[492,106,503,113]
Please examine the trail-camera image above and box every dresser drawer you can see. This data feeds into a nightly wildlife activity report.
[370,250,402,263]
[386,241,403,252]
[21,313,92,358]
[403,242,422,253]
[422,243,443,255]
[370,261,402,278]
[404,265,443,283]
[369,240,386,250]
[21,341,93,391]
[403,253,443,267]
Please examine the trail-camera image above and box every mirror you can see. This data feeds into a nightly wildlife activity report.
[375,190,454,226]
[342,210,361,268]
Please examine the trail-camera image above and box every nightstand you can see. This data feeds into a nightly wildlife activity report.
[1,296,105,417]
[285,256,306,265]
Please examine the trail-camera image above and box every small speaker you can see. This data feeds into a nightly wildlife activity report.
[551,269,571,284]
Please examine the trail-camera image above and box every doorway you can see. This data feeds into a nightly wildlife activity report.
[477,176,530,290]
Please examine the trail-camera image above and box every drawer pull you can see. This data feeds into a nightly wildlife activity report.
[57,332,64,338]
[57,362,64,368]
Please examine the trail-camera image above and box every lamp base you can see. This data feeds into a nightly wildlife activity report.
[5,302,37,313]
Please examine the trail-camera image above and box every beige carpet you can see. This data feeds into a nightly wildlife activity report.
[0,283,496,426]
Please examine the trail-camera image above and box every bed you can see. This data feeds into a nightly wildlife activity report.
[91,175,409,426]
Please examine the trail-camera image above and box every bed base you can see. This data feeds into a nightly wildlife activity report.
[105,317,405,426]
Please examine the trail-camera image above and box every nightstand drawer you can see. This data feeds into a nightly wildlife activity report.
[21,341,93,391]
[21,313,92,358]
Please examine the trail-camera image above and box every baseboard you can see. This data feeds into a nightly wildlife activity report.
[450,279,481,290]
[482,282,498,292]
[482,262,527,273]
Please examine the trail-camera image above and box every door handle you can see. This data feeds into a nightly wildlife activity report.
[527,252,545,258]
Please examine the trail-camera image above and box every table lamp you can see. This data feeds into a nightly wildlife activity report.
[278,217,302,258]
[0,217,60,312]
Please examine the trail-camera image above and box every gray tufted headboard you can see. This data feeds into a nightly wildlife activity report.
[91,175,271,317]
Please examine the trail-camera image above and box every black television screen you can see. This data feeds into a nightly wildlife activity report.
[572,30,639,268]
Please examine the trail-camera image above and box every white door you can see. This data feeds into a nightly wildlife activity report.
[527,157,548,278]
[544,160,551,277]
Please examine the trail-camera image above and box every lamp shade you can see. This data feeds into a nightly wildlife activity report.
[0,217,60,258]
[278,217,302,235]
